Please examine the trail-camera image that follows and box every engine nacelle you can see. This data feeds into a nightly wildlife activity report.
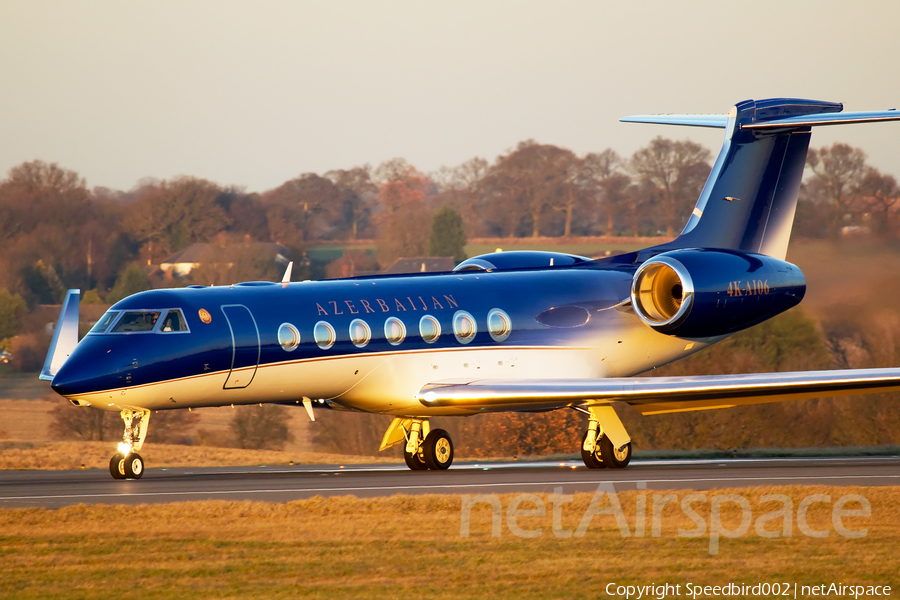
[630,249,806,338]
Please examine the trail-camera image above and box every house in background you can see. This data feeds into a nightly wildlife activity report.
[160,242,291,278]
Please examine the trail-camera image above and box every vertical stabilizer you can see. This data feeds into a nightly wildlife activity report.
[623,98,900,260]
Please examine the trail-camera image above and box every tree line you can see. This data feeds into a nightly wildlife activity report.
[0,138,898,369]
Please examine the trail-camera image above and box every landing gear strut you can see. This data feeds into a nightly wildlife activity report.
[109,409,150,480]
[579,405,632,469]
[382,418,455,471]
[403,420,428,470]
[581,430,605,469]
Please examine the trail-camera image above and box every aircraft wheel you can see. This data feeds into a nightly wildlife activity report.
[124,453,144,479]
[580,431,606,469]
[600,436,632,469]
[109,453,126,479]
[422,429,454,470]
[404,447,428,470]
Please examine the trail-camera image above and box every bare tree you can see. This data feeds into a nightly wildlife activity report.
[128,176,232,264]
[856,168,900,238]
[229,405,293,450]
[375,178,432,265]
[479,142,577,238]
[430,157,488,236]
[49,403,200,444]
[49,404,118,441]
[630,137,711,236]
[262,173,343,245]
[324,166,378,240]
[581,150,631,235]
[805,143,869,237]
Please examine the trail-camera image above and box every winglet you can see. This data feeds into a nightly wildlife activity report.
[281,261,293,288]
[40,289,80,381]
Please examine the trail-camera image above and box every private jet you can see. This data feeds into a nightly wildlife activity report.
[42,98,900,479]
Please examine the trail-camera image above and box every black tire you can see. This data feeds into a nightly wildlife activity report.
[600,435,632,469]
[404,447,428,470]
[124,452,144,479]
[422,429,454,470]
[580,431,606,469]
[109,452,126,479]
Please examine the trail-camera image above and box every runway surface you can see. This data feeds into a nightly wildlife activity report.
[1,456,898,508]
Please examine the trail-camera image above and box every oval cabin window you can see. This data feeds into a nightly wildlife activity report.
[278,323,300,351]
[419,315,441,344]
[314,321,336,349]
[487,309,511,342]
[349,319,371,348]
[384,317,406,346]
[453,311,477,344]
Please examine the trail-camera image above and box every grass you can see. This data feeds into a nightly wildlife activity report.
[0,374,51,401]
[0,441,397,471]
[3,441,899,472]
[464,242,650,256]
[0,485,897,598]
[3,441,897,472]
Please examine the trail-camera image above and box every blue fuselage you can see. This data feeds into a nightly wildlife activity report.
[52,263,676,414]
[50,250,803,417]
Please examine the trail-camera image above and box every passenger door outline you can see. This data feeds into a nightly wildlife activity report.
[221,304,260,389]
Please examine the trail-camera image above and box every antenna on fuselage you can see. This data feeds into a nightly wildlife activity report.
[281,261,293,288]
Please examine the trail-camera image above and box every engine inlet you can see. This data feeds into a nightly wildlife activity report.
[631,256,694,329]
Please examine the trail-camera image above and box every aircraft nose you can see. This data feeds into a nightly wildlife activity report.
[51,357,90,397]
[50,345,119,397]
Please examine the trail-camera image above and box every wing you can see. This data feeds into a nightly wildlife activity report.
[416,367,900,415]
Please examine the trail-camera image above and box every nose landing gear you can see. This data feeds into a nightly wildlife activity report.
[109,409,150,480]
[110,451,144,479]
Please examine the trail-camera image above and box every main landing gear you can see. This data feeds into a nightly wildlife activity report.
[378,408,630,472]
[109,409,150,480]
[381,418,454,471]
[579,405,632,469]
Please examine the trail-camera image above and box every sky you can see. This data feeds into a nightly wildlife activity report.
[1,0,899,193]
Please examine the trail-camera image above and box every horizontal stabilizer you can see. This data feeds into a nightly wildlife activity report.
[39,289,80,382]
[743,109,900,129]
[621,109,900,131]
[417,367,900,415]
[620,114,728,128]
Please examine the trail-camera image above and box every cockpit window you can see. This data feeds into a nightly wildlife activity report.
[160,309,188,333]
[111,311,161,333]
[89,310,120,334]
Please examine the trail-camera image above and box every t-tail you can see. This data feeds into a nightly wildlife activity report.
[622,98,900,260]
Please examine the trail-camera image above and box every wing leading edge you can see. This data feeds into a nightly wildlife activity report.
[416,368,900,415]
